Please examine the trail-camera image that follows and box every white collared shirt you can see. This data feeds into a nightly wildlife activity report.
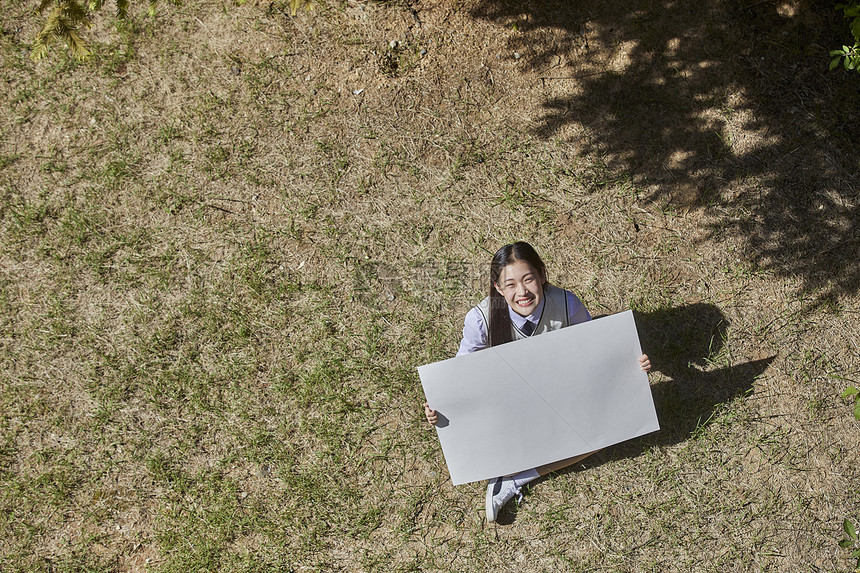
[456,288,591,356]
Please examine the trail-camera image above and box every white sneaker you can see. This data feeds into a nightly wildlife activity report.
[485,476,523,522]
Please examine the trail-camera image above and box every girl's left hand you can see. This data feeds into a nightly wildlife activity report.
[639,354,651,372]
[424,403,439,426]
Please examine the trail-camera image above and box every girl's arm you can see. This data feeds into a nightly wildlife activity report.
[425,308,485,427]
[456,307,488,356]
[566,291,592,325]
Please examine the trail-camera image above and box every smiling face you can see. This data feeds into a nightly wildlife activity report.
[494,259,546,317]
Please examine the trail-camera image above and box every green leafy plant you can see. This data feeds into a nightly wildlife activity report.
[839,518,860,571]
[287,0,313,16]
[841,385,860,420]
[831,2,860,73]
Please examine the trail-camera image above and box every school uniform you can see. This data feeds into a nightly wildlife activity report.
[456,283,591,356]
[453,282,593,521]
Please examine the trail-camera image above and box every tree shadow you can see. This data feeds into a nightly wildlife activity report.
[494,302,773,525]
[470,0,859,300]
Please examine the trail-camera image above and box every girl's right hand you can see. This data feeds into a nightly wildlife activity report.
[424,403,438,426]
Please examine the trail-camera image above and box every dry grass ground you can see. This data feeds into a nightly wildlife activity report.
[1,0,859,571]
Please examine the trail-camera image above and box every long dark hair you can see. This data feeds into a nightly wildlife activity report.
[487,242,547,347]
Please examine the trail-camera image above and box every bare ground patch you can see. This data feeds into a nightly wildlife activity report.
[1,0,859,571]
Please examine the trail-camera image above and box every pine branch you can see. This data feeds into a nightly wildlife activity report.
[55,14,91,59]
[34,0,55,15]
[31,0,92,61]
[28,0,225,61]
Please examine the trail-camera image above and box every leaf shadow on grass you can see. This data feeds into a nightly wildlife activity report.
[470,0,860,300]
[495,302,773,525]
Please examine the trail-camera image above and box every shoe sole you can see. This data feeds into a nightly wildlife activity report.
[486,477,499,522]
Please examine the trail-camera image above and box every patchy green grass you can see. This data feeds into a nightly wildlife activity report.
[1,0,859,571]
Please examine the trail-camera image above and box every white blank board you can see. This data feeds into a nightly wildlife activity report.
[418,310,659,485]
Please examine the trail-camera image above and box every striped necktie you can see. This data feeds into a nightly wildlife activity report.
[522,320,535,336]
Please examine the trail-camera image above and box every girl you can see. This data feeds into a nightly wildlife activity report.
[423,241,651,522]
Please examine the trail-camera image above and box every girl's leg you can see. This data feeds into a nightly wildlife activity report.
[536,449,599,476]
[486,450,601,522]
